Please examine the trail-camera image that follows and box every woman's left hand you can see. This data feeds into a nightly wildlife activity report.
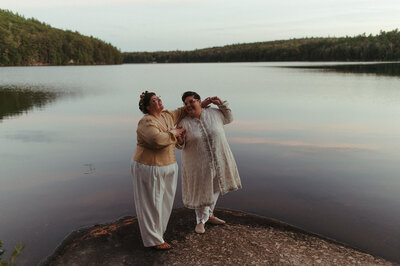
[210,96,223,106]
[177,127,186,145]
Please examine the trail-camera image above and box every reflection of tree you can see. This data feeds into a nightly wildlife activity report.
[0,87,59,120]
[288,63,400,77]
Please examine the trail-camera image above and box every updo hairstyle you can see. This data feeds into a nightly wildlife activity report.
[139,91,156,114]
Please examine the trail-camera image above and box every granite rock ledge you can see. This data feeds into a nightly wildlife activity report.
[42,208,397,265]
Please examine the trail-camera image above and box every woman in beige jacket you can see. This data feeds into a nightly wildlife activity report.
[131,91,186,250]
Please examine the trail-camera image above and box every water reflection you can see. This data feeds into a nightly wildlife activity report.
[286,62,400,77]
[229,137,379,151]
[1,64,400,264]
[3,130,61,143]
[222,142,400,263]
[0,87,60,121]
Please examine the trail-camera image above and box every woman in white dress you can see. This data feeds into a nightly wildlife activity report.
[131,91,186,249]
[177,91,242,234]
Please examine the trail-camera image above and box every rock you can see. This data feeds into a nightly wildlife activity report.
[41,208,397,266]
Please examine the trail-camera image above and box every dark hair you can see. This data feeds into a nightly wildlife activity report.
[139,91,156,114]
[182,91,201,102]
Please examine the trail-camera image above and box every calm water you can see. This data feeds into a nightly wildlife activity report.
[1,63,400,264]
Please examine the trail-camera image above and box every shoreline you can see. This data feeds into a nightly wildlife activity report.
[41,208,397,265]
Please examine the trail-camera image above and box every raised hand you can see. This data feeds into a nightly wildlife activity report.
[201,97,212,108]
[210,96,223,106]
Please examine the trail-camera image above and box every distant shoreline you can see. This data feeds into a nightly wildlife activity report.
[123,30,400,64]
[2,9,400,66]
[2,60,400,67]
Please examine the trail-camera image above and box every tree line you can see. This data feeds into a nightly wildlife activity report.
[123,30,400,63]
[3,8,400,66]
[0,9,123,66]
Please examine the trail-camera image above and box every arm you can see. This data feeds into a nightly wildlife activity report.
[137,118,182,149]
[170,106,187,125]
[209,97,233,125]
[218,100,233,125]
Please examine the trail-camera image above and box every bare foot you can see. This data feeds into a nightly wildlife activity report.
[153,242,172,250]
[208,216,226,225]
[195,222,205,234]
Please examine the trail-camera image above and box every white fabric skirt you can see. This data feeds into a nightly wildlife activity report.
[131,160,178,247]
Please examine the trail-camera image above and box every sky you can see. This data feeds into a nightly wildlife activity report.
[2,0,400,52]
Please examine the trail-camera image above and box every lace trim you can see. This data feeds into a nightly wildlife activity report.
[201,115,223,191]
[197,119,215,172]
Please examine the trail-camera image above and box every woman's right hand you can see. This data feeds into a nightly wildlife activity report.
[177,129,186,145]
[171,126,185,137]
[210,96,223,106]
[201,97,212,108]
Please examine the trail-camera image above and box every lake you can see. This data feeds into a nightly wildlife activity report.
[1,62,400,264]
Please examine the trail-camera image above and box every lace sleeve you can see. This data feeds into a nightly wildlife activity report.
[218,101,233,125]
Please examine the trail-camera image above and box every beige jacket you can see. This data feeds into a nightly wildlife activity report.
[133,107,186,166]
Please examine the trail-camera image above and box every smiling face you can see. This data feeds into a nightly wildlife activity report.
[183,95,202,118]
[146,95,164,114]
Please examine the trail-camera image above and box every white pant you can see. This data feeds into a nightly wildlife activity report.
[195,190,220,224]
[195,176,220,224]
[131,160,178,247]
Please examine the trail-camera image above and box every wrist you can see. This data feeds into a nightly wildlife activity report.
[171,129,178,136]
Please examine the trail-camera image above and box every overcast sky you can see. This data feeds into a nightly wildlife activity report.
[2,0,400,52]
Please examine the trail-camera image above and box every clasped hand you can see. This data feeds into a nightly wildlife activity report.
[172,126,186,145]
[201,96,223,108]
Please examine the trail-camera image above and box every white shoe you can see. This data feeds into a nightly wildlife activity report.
[195,223,205,234]
[207,216,226,225]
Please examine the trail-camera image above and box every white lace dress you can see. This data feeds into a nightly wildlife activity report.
[178,101,242,209]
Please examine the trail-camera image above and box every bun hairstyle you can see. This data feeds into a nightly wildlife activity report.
[139,91,156,114]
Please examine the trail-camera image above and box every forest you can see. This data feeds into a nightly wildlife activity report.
[3,8,400,66]
[0,9,123,66]
[123,30,400,63]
